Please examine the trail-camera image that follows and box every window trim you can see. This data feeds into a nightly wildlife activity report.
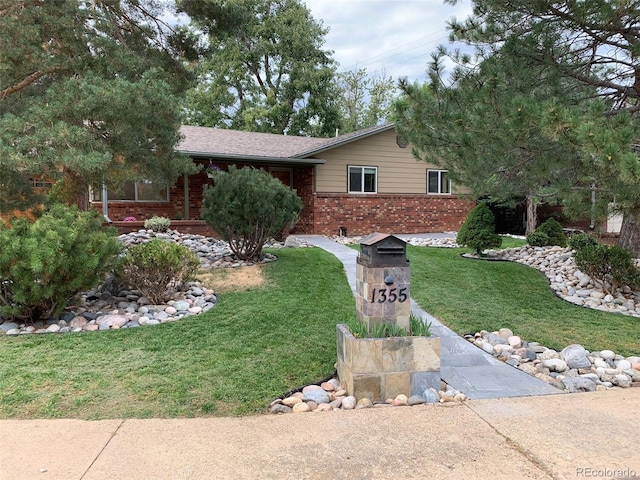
[427,169,451,195]
[91,180,169,202]
[348,165,378,194]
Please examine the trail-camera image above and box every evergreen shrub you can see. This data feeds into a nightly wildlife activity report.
[534,218,567,247]
[115,240,200,304]
[526,230,550,247]
[574,244,639,295]
[144,216,171,232]
[567,232,598,251]
[0,204,121,321]
[456,202,502,255]
[201,166,303,261]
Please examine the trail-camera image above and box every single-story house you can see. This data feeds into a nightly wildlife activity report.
[95,123,475,237]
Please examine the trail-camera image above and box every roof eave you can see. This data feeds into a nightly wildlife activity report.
[293,123,396,158]
[179,150,326,165]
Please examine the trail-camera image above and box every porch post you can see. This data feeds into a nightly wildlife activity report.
[183,173,190,220]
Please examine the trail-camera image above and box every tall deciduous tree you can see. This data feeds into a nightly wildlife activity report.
[335,68,397,134]
[444,0,640,253]
[0,0,198,213]
[179,0,340,137]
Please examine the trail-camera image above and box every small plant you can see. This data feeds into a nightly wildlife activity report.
[115,239,200,303]
[526,230,550,247]
[144,216,171,233]
[574,244,639,295]
[123,216,138,222]
[456,202,502,255]
[535,218,567,247]
[370,323,387,339]
[348,320,369,338]
[410,313,432,336]
[568,232,598,251]
[385,323,408,337]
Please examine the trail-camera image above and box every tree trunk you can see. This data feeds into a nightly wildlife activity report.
[61,169,89,211]
[525,195,538,236]
[618,212,640,257]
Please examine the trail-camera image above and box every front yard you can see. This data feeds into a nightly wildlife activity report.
[0,240,638,420]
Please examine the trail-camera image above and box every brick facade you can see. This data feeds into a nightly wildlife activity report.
[309,193,474,236]
[93,162,473,238]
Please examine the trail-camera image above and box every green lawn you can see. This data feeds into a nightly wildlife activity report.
[408,244,640,357]
[1,239,638,420]
[0,248,354,419]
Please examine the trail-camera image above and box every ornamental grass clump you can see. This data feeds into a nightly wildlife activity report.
[115,240,200,304]
[456,202,502,255]
[0,204,121,322]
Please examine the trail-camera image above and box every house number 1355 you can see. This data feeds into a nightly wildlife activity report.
[370,287,408,303]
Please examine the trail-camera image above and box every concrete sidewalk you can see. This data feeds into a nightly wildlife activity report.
[299,235,562,400]
[2,389,638,480]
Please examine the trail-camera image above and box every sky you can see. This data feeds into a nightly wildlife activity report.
[303,0,475,83]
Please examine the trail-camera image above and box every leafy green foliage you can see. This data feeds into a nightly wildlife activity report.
[144,216,171,233]
[201,166,303,261]
[180,0,340,137]
[116,240,200,304]
[0,205,120,321]
[526,231,550,247]
[574,245,639,296]
[334,68,397,133]
[456,203,502,255]
[527,218,567,247]
[568,232,598,251]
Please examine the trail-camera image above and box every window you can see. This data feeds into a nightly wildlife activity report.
[92,180,168,202]
[427,169,450,194]
[348,166,377,193]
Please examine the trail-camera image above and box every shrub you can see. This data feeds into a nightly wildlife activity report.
[201,166,303,261]
[456,203,502,255]
[574,244,639,295]
[115,239,200,304]
[144,216,171,232]
[0,204,121,322]
[568,232,598,251]
[535,218,567,247]
[526,230,550,247]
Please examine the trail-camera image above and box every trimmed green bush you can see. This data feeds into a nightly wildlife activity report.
[568,232,598,251]
[574,244,639,295]
[526,230,550,247]
[0,204,121,322]
[115,240,200,304]
[535,218,567,247]
[144,216,171,232]
[456,202,502,255]
[201,166,303,261]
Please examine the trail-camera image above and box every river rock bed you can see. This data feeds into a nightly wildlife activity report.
[0,229,309,336]
[269,379,466,414]
[469,328,640,392]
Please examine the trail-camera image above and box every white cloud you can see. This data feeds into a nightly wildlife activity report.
[304,0,474,82]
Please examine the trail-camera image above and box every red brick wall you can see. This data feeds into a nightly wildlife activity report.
[292,166,315,234]
[310,193,474,236]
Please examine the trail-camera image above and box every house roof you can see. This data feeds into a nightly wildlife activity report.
[177,124,396,164]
